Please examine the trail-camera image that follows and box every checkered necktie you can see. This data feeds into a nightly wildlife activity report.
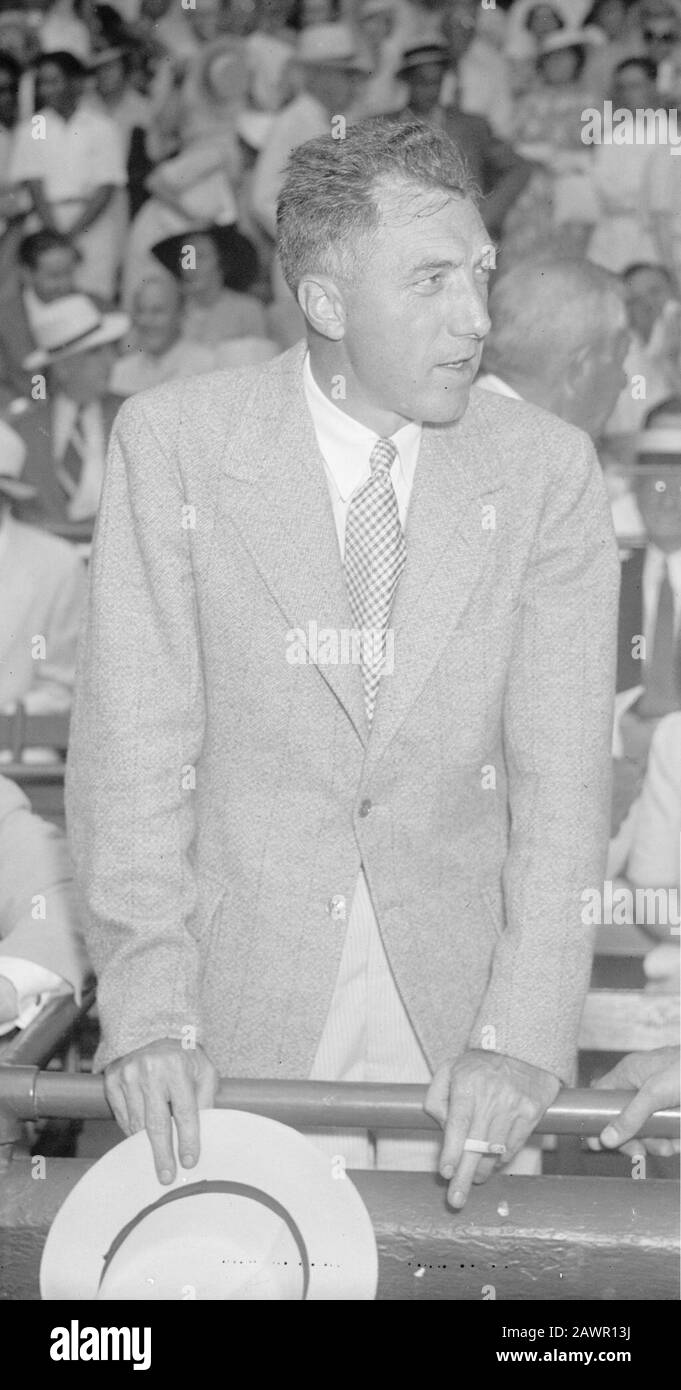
[344,437,406,724]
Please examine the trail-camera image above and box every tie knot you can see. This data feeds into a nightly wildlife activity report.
[370,437,397,476]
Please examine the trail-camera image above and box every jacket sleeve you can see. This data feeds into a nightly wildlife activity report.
[468,432,620,1082]
[65,393,206,1068]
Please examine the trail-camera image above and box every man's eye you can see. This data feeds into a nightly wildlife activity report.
[416,273,443,291]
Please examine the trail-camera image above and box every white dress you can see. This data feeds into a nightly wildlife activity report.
[9,101,128,300]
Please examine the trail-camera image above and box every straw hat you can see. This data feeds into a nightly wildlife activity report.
[397,42,450,78]
[40,1109,378,1301]
[23,295,129,371]
[151,224,259,293]
[538,27,605,58]
[296,23,369,73]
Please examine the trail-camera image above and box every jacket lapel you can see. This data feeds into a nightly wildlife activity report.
[215,354,505,757]
[217,345,368,744]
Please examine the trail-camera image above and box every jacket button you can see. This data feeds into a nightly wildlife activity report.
[327,895,347,923]
[358,798,372,818]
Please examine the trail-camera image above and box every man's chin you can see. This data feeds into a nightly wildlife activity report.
[419,381,473,427]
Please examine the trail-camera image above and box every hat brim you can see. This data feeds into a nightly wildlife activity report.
[397,55,450,78]
[0,476,37,502]
[40,1108,378,1301]
[151,225,260,293]
[23,312,130,370]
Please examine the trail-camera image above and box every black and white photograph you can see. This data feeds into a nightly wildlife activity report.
[0,0,679,1337]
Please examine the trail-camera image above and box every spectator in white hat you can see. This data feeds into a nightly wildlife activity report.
[0,416,86,722]
[37,1,92,64]
[250,23,370,242]
[13,293,128,533]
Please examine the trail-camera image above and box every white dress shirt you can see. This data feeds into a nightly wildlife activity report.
[301,357,543,1175]
[302,354,431,1102]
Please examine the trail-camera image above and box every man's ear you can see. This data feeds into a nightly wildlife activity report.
[297,274,346,341]
[565,344,592,404]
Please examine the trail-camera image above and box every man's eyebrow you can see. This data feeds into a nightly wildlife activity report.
[407,257,460,276]
[407,245,499,277]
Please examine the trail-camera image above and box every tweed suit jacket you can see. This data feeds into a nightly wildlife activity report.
[65,342,620,1081]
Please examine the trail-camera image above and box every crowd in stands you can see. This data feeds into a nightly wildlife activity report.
[0,1,678,1079]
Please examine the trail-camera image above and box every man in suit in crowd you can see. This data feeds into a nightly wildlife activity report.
[0,229,106,410]
[617,400,681,755]
[397,42,533,242]
[14,294,128,533]
[67,120,619,1207]
[477,256,631,438]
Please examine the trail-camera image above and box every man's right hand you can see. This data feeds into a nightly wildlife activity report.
[104,1039,218,1184]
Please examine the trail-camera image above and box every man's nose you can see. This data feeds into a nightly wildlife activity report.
[448,285,491,339]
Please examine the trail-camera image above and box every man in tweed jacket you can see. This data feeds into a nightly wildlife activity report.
[66,120,619,1207]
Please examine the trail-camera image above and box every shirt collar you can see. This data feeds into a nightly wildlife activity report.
[302,352,422,502]
[477,372,523,401]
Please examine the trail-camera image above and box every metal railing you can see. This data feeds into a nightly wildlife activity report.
[0,1068,677,1139]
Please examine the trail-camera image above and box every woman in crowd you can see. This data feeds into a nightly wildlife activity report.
[8,49,128,300]
[151,223,267,344]
[121,35,249,305]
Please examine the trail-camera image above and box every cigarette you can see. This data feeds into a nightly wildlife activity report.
[463,1139,507,1156]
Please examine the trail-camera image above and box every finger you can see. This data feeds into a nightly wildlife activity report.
[105,1071,131,1136]
[169,1064,201,1169]
[645,1138,679,1158]
[424,1065,453,1128]
[144,1079,176,1184]
[600,1083,658,1147]
[124,1082,147,1135]
[448,1145,483,1209]
[592,1060,629,1090]
[472,1154,498,1184]
[196,1057,218,1110]
[471,1115,513,1184]
[505,1112,539,1161]
[439,1094,475,1178]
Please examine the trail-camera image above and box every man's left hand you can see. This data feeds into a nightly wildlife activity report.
[425,1050,560,1209]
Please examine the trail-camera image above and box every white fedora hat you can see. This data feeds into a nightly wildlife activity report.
[539,27,605,57]
[23,295,129,371]
[297,23,369,72]
[0,418,35,502]
[40,1109,378,1301]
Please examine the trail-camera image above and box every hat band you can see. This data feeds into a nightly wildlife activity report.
[40,317,105,361]
[99,1179,311,1299]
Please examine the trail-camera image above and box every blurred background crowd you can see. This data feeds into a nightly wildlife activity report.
[0,0,678,1061]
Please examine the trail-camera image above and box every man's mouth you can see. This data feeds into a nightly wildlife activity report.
[437,355,476,372]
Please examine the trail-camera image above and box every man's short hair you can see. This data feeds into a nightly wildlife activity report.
[18,229,80,270]
[482,256,625,384]
[276,117,476,294]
